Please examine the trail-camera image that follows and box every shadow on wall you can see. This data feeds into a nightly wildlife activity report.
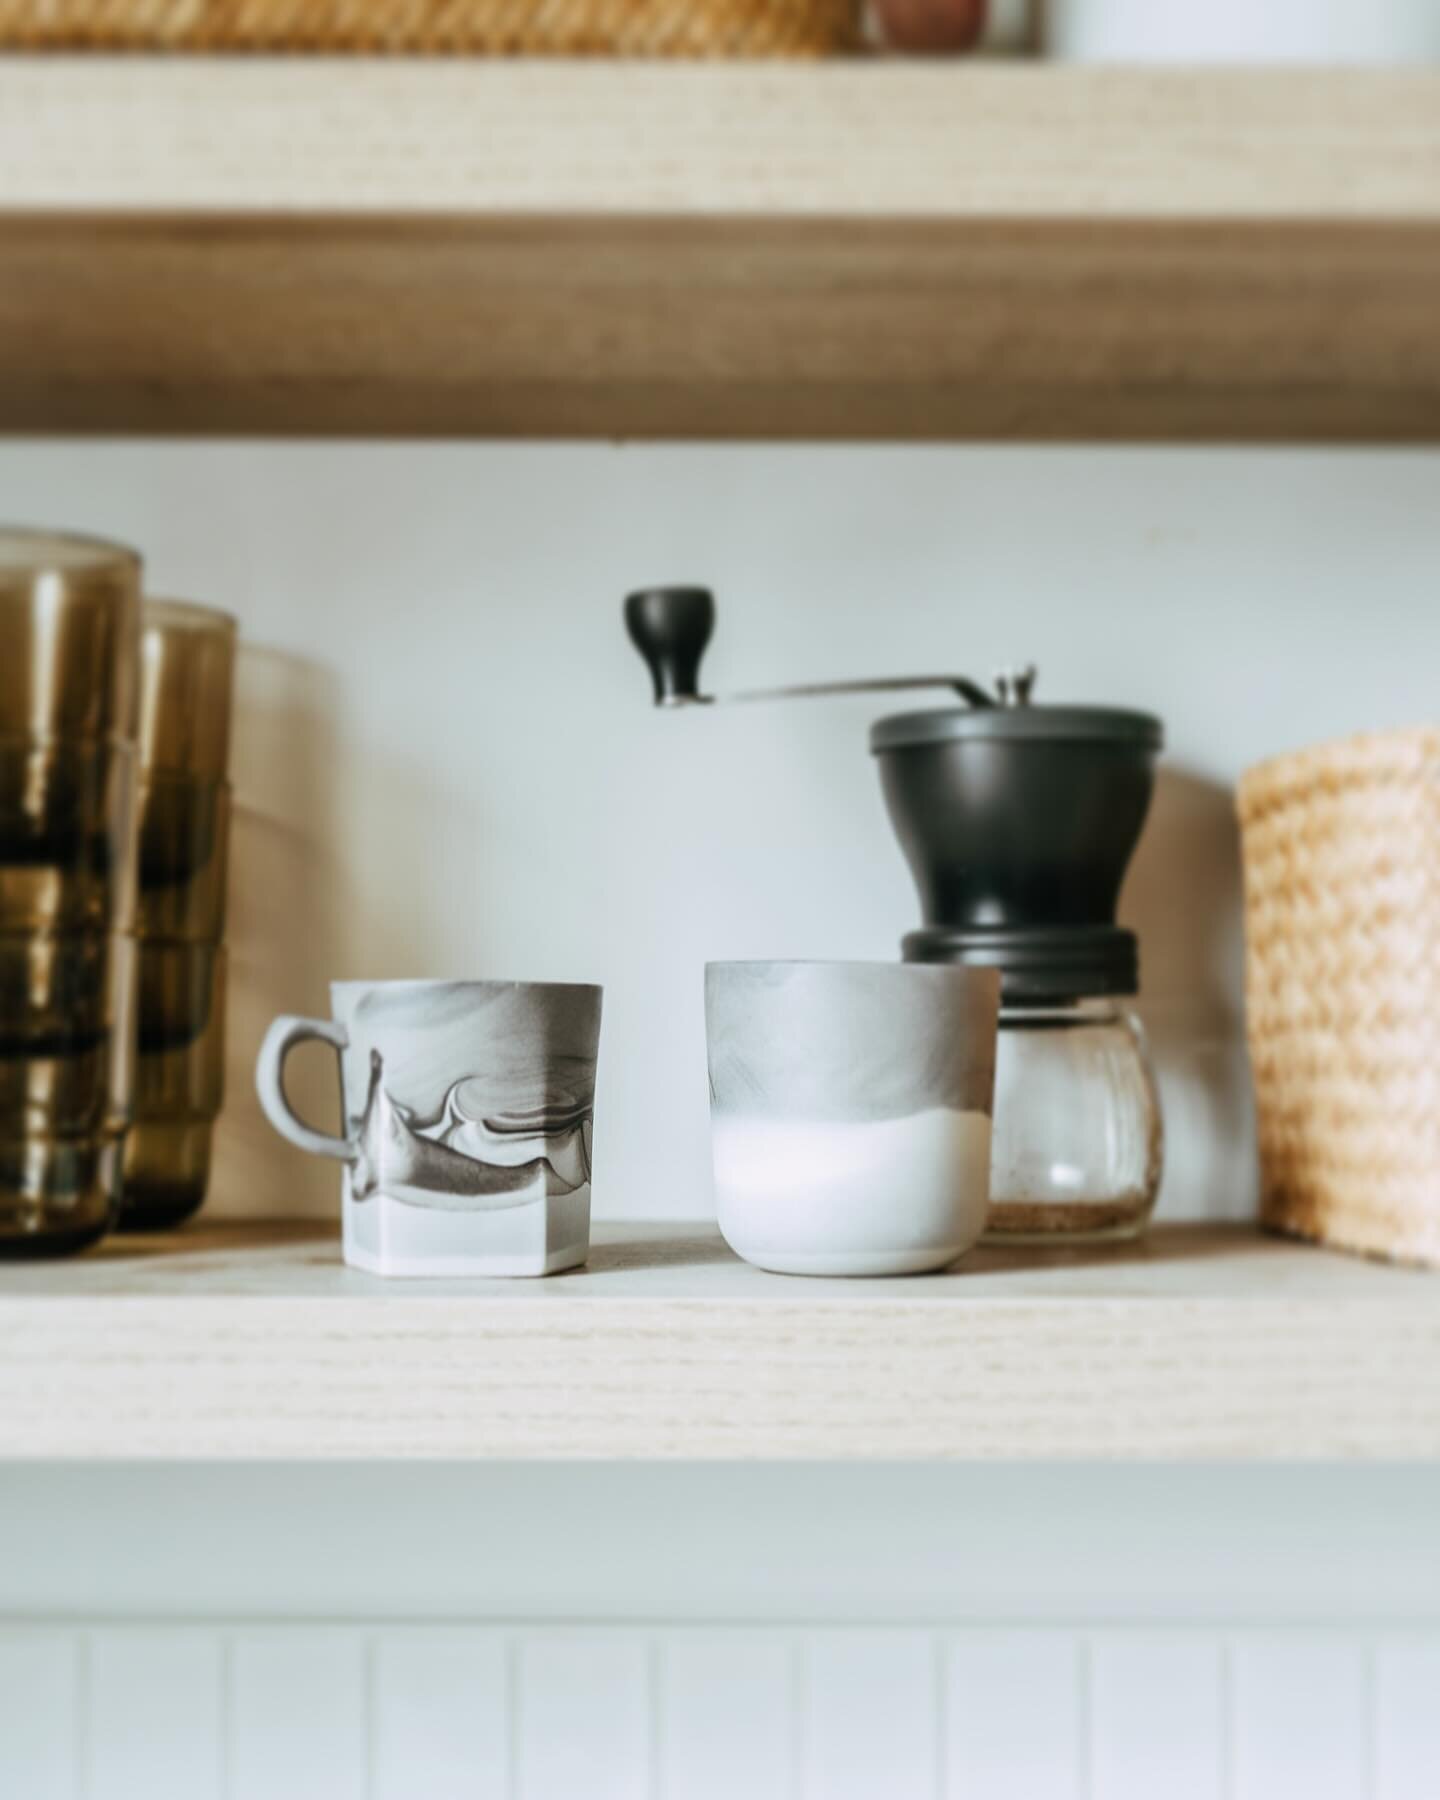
[209,645,468,1223]
[211,645,349,1221]
[1122,766,1257,1223]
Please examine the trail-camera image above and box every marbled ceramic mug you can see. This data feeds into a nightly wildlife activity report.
[705,961,999,1277]
[257,979,602,1277]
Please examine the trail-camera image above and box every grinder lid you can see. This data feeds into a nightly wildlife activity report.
[871,704,1163,754]
[872,673,1163,1003]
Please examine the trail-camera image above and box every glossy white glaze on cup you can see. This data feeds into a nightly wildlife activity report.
[712,1107,992,1276]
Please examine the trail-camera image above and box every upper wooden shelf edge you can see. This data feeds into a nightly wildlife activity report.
[4,62,1438,219]
[0,61,1438,440]
[1,1219,1437,1462]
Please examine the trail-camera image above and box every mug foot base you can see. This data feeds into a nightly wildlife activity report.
[344,1240,588,1280]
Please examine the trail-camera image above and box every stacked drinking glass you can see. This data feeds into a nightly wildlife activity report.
[0,531,142,1255]
[121,600,236,1230]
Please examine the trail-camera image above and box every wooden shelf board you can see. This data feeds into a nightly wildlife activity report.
[2,1219,1437,1462]
[1,62,1438,440]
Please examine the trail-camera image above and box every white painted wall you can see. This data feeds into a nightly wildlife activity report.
[2,439,1438,1792]
[2,441,1434,1226]
[7,1465,1440,1625]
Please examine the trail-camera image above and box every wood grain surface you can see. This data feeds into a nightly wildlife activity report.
[1,64,1437,440]
[4,63,1438,217]
[1,1220,1437,1461]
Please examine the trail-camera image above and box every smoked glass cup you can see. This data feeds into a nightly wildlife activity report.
[137,599,236,787]
[0,530,141,745]
[121,599,236,1229]
[122,942,227,1224]
[0,929,137,1249]
[0,738,138,934]
[0,529,141,1255]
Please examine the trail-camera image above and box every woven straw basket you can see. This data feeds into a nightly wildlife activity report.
[1238,726,1440,1267]
[0,0,857,51]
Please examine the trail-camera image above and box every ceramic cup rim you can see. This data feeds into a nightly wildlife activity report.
[705,958,997,983]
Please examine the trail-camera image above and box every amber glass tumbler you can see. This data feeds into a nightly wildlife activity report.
[0,530,141,1255]
[121,600,235,1229]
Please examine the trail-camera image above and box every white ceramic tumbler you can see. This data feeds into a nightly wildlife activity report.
[705,961,1000,1277]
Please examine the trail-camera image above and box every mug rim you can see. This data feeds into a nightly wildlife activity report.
[329,976,602,997]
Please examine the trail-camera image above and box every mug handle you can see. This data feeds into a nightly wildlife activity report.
[255,1015,356,1161]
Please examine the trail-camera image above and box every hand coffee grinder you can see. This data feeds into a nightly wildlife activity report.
[625,585,1165,1243]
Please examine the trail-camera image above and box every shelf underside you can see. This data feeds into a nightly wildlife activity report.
[6,215,1440,441]
[2,1220,1437,1462]
[2,63,1438,440]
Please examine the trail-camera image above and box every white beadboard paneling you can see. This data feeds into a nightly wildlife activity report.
[374,1631,509,1800]
[0,1631,78,1800]
[228,1632,369,1800]
[1089,1636,1224,1800]
[9,1623,1440,1800]
[803,1632,937,1800]
[516,1634,651,1800]
[1376,1639,1440,1800]
[658,1635,796,1800]
[86,1631,223,1800]
[944,1633,1084,1800]
[1231,1640,1370,1800]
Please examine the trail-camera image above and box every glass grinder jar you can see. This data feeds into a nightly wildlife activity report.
[871,697,1166,1243]
[624,586,1166,1244]
[985,1001,1162,1242]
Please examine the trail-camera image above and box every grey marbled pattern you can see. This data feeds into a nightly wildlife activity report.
[705,961,999,1124]
[334,979,602,1210]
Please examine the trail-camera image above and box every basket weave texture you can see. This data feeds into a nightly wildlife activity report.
[0,0,857,51]
[1238,726,1440,1267]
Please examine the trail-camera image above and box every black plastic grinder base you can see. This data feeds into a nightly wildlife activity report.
[901,925,1139,1005]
